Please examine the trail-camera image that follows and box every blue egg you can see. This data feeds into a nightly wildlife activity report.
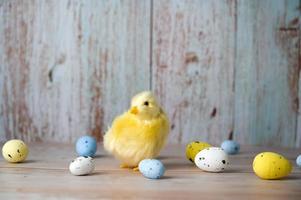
[76,135,97,157]
[296,155,301,167]
[221,140,240,155]
[138,159,165,179]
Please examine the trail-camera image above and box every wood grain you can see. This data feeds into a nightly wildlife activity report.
[0,143,300,199]
[0,0,301,147]
[0,0,151,142]
[152,0,236,145]
[234,0,300,147]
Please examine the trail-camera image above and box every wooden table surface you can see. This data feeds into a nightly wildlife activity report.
[0,143,301,199]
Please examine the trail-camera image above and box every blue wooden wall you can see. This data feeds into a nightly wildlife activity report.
[0,0,300,147]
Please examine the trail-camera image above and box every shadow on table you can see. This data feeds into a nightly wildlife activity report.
[159,176,173,180]
[164,162,193,170]
[94,154,110,158]
[22,160,38,164]
[222,169,245,173]
[280,175,301,180]
[157,155,183,160]
[90,172,102,176]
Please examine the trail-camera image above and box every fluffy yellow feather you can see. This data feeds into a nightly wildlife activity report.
[104,91,169,170]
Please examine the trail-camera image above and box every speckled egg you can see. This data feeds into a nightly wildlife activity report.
[221,140,240,155]
[138,159,165,179]
[69,156,95,176]
[2,139,28,163]
[186,141,211,163]
[76,135,97,157]
[253,152,292,180]
[296,155,301,167]
[195,147,229,172]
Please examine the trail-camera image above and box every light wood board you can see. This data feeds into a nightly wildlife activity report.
[0,0,301,148]
[152,0,236,144]
[0,143,301,199]
[0,0,151,143]
[234,0,300,148]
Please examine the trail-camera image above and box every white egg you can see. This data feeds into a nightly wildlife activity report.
[69,156,95,176]
[194,147,229,172]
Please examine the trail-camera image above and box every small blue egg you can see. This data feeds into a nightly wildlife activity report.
[296,155,301,167]
[221,140,240,155]
[138,159,165,179]
[76,135,97,157]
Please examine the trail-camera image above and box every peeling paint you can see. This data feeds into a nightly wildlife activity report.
[185,52,198,64]
[0,0,151,143]
[0,0,300,147]
[235,0,300,148]
[210,107,217,119]
[153,0,235,144]
[275,29,299,113]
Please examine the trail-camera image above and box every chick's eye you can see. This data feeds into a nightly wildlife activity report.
[143,101,149,106]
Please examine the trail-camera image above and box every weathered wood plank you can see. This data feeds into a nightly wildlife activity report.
[80,0,151,141]
[0,0,151,142]
[152,0,236,144]
[297,17,301,148]
[234,0,300,147]
[0,0,300,147]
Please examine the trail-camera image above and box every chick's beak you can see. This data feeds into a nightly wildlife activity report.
[130,106,139,115]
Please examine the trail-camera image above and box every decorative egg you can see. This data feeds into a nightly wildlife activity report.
[69,156,95,176]
[221,140,240,155]
[186,141,211,163]
[253,152,292,180]
[76,135,97,157]
[194,147,229,172]
[2,139,29,163]
[138,159,165,179]
[296,155,301,167]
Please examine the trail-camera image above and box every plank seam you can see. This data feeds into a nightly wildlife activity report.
[296,0,301,147]
[149,0,153,90]
[233,0,238,141]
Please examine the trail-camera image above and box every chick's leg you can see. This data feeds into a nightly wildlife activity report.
[120,163,129,168]
[132,166,139,171]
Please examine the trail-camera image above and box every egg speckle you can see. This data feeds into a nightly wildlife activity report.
[186,141,211,163]
[138,159,165,179]
[253,152,292,180]
[221,140,240,155]
[2,139,29,163]
[296,155,301,167]
[76,135,97,157]
[69,156,95,176]
[194,147,229,172]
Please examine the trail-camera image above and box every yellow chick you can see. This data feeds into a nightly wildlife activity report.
[104,91,169,170]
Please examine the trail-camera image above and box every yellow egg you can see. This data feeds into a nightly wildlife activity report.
[253,152,292,180]
[2,139,29,163]
[186,141,211,163]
